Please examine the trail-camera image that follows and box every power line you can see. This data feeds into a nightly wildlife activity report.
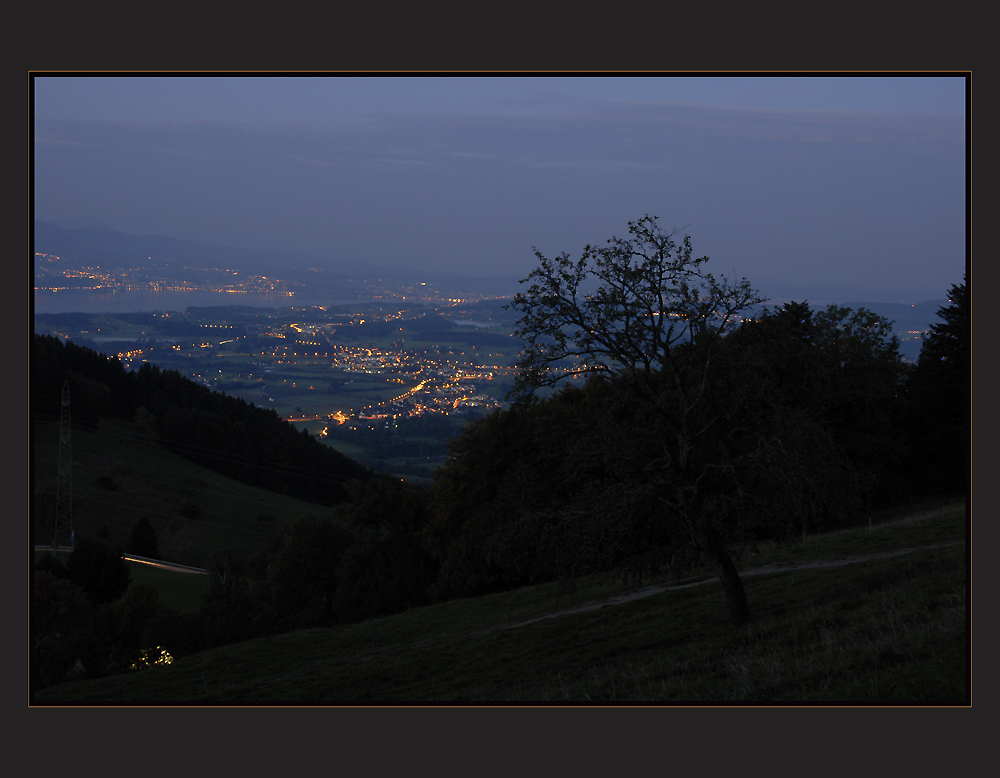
[53,382,73,549]
[35,488,272,537]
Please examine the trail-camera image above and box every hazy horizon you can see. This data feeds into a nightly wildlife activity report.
[33,75,967,303]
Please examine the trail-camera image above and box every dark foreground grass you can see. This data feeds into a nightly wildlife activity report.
[733,498,966,572]
[34,501,967,704]
[126,563,210,614]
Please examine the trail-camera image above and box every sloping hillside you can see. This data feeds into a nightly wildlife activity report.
[34,500,967,703]
[33,414,346,568]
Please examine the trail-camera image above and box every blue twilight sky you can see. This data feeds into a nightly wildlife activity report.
[32,75,967,302]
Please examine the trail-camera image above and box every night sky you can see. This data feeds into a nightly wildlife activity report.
[33,75,967,302]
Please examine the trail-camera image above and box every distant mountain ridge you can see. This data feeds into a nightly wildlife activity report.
[33,221,950,352]
[44,217,117,231]
[34,220,386,278]
[33,221,521,295]
[840,300,946,329]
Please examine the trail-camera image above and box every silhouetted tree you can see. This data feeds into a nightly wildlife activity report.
[65,538,131,605]
[34,551,68,579]
[431,381,633,597]
[730,300,904,522]
[503,216,897,626]
[103,582,165,673]
[198,548,261,648]
[178,500,203,521]
[127,517,160,559]
[506,216,771,625]
[903,278,968,496]
[33,571,96,689]
[332,479,437,622]
[268,515,353,628]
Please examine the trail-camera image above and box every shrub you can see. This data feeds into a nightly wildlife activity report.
[33,571,96,688]
[257,514,277,529]
[65,538,131,605]
[127,517,160,559]
[178,500,203,521]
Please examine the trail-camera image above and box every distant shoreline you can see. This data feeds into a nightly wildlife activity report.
[33,290,368,315]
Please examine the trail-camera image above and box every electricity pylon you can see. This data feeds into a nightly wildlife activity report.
[53,380,73,549]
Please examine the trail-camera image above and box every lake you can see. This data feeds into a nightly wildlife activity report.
[33,290,366,314]
[451,319,495,328]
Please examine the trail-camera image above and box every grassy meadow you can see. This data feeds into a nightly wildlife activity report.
[33,416,344,569]
[34,498,967,703]
[126,561,210,614]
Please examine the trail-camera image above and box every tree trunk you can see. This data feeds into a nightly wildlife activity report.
[697,521,752,627]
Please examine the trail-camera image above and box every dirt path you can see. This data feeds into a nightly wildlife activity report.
[474,540,965,635]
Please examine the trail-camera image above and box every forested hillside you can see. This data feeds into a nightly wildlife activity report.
[34,334,372,505]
